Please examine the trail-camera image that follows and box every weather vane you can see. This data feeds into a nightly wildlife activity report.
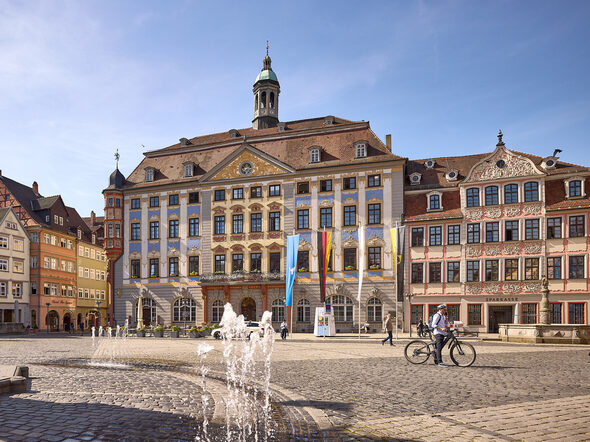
[266,40,269,56]
[115,149,120,169]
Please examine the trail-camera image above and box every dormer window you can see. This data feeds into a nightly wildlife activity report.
[427,192,443,212]
[323,116,334,126]
[92,234,96,244]
[424,159,436,169]
[310,148,321,164]
[228,129,240,139]
[277,122,286,132]
[542,156,558,170]
[446,170,458,182]
[77,228,82,240]
[565,177,585,199]
[179,137,191,146]
[183,162,195,178]
[354,142,367,158]
[409,172,422,185]
[145,167,155,182]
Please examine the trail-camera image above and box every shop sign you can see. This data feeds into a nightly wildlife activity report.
[485,297,519,302]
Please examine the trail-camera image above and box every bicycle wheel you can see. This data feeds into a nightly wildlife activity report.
[450,341,476,367]
[404,340,431,364]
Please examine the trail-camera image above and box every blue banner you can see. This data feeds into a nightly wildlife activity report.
[285,234,300,306]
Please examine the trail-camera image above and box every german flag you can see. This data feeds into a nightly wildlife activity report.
[318,231,332,303]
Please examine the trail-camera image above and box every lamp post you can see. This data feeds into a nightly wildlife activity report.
[405,293,414,337]
[96,299,102,328]
[45,302,50,333]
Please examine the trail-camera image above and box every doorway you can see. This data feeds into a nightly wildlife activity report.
[488,305,514,333]
[47,311,59,332]
[63,314,72,331]
[241,297,256,321]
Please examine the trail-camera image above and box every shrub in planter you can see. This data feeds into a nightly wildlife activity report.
[136,327,146,338]
[188,327,199,338]
[153,325,164,337]
[170,325,180,338]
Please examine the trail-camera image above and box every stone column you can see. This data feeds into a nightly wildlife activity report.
[261,285,268,312]
[539,275,550,324]
[201,287,208,324]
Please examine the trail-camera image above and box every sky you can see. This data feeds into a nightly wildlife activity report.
[1,0,589,217]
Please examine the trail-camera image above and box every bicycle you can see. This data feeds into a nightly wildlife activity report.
[417,327,432,340]
[404,329,476,367]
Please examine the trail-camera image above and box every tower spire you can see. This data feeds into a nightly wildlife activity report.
[114,148,120,169]
[266,40,269,57]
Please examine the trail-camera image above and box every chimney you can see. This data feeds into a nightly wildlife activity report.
[385,134,392,151]
[91,210,96,226]
[32,181,39,194]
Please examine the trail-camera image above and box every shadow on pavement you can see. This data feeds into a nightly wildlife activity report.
[280,399,354,412]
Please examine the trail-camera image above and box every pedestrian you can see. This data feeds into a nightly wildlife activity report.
[280,320,288,340]
[432,304,449,367]
[79,322,84,335]
[381,313,394,346]
[417,317,424,337]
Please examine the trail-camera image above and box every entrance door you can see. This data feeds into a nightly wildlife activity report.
[241,297,256,321]
[63,314,71,331]
[488,306,513,333]
[48,311,59,332]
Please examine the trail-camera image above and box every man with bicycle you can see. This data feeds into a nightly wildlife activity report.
[432,304,449,367]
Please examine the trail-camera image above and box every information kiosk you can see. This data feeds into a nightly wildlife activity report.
[314,305,335,337]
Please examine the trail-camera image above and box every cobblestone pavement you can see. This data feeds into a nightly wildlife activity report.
[0,334,589,441]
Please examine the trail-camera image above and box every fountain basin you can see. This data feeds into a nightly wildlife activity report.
[499,323,590,344]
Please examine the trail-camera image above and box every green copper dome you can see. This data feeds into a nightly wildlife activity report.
[255,68,278,83]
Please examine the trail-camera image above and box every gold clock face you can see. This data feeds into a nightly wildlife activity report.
[239,161,253,176]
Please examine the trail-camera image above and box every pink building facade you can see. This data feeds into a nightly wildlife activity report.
[404,133,589,332]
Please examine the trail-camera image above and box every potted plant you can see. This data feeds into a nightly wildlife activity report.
[136,326,146,337]
[170,325,180,338]
[298,267,308,273]
[345,265,356,271]
[189,271,199,277]
[188,327,199,338]
[200,324,212,337]
[369,264,381,270]
[153,324,164,337]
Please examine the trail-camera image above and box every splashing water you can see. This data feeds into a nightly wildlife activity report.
[196,343,214,441]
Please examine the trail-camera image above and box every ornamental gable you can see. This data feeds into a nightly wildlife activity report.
[463,145,544,183]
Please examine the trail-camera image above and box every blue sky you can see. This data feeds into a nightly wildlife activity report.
[1,0,589,216]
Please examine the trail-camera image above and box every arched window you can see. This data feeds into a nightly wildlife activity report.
[524,182,538,202]
[212,300,224,323]
[260,91,266,109]
[485,186,498,205]
[297,298,311,323]
[367,298,383,322]
[328,295,353,322]
[269,92,275,109]
[173,298,196,323]
[254,94,258,111]
[271,298,286,322]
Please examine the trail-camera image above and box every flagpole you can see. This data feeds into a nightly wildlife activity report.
[290,229,295,339]
[394,221,399,340]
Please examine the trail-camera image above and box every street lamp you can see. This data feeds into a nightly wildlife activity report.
[45,302,50,333]
[96,299,102,328]
[405,293,414,337]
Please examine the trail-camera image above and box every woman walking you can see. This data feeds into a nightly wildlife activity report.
[381,313,394,346]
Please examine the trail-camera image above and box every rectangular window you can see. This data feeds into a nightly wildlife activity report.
[429,263,441,283]
[251,213,262,232]
[429,226,442,246]
[547,217,562,239]
[486,222,499,242]
[569,180,582,198]
[13,238,24,252]
[269,212,280,231]
[411,263,424,283]
[522,303,537,324]
[525,258,539,280]
[569,215,585,237]
[168,194,179,206]
[343,206,356,226]
[189,192,199,204]
[505,259,519,281]
[149,258,159,277]
[367,174,381,187]
[269,253,281,273]
[504,184,518,204]
[467,223,480,244]
[169,220,179,238]
[320,180,332,192]
[429,194,440,210]
[505,220,519,241]
[297,182,309,194]
[13,260,24,273]
[320,208,332,228]
[12,282,22,297]
[343,248,356,270]
[131,198,141,209]
[149,221,159,239]
[168,257,179,276]
[343,177,356,190]
[569,256,584,279]
[214,216,225,235]
[115,224,121,238]
[547,257,561,279]
[232,188,244,199]
[0,236,7,249]
[250,186,262,198]
[466,188,479,207]
[468,304,482,325]
[297,209,309,229]
[485,186,499,205]
[232,254,243,272]
[447,262,460,282]
[149,196,159,207]
[525,219,539,240]
[485,260,499,281]
[189,218,199,236]
[215,255,225,273]
[189,256,199,275]
[524,182,538,202]
[297,250,309,272]
[214,189,225,201]
[568,303,585,324]
[130,260,140,278]
[551,303,562,324]
[466,260,480,282]
[411,228,424,247]
[250,253,261,272]
[368,204,381,225]
[232,214,244,234]
[368,247,381,269]
[269,184,281,196]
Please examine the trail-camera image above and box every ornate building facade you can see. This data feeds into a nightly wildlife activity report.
[111,52,406,331]
[404,132,590,332]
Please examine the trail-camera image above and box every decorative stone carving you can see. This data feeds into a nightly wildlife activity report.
[485,245,501,256]
[298,239,312,251]
[370,286,380,296]
[466,245,482,257]
[464,146,544,183]
[503,243,521,255]
[269,203,281,211]
[367,235,384,247]
[342,236,358,248]
[269,243,281,251]
[485,207,502,218]
[524,281,541,293]
[296,202,310,209]
[504,205,520,217]
[523,203,542,215]
[464,208,483,221]
[534,328,541,337]
[231,206,243,213]
[213,235,226,242]
[343,198,356,205]
[249,233,263,240]
[249,244,262,252]
[319,199,333,207]
[268,232,281,239]
[213,207,225,215]
[230,244,244,251]
[504,282,521,293]
[484,283,501,294]
[368,197,382,204]
[168,247,178,256]
[466,283,482,294]
[524,241,542,254]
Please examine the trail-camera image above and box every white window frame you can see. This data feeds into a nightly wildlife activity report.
[310,148,320,163]
[426,191,443,212]
[145,167,154,182]
[184,163,194,177]
[564,177,586,199]
[12,282,22,297]
[0,281,7,296]
[0,236,8,249]
[355,143,367,158]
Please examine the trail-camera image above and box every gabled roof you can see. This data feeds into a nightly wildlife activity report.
[0,207,11,224]
[32,196,61,211]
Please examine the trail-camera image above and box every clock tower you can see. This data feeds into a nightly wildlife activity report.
[252,44,280,130]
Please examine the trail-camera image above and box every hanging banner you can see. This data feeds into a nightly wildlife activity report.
[317,231,333,303]
[285,234,300,307]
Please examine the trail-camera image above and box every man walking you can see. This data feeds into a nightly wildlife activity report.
[381,313,394,346]
[432,304,449,367]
